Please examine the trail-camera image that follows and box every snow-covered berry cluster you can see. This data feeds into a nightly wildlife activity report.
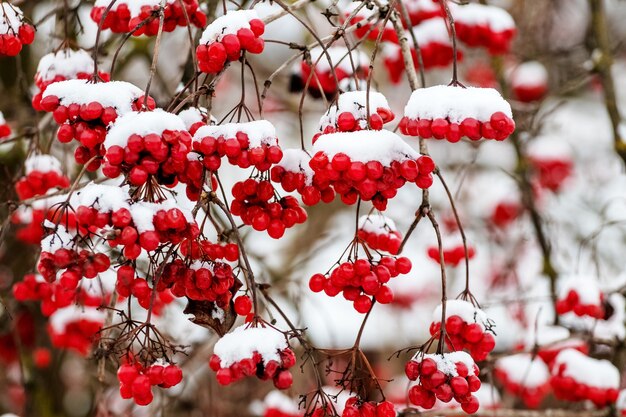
[406,352,481,413]
[117,362,183,406]
[429,300,495,361]
[209,325,295,389]
[309,255,412,313]
[197,10,265,74]
[404,0,443,26]
[32,49,110,111]
[400,85,515,142]
[452,3,516,55]
[341,397,396,417]
[40,80,154,171]
[48,305,105,355]
[15,155,70,200]
[310,130,435,210]
[494,354,550,408]
[343,5,397,43]
[509,61,548,103]
[91,0,206,36]
[0,4,35,57]
[556,277,605,319]
[357,214,402,255]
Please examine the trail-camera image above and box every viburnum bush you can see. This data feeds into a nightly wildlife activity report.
[1,0,626,416]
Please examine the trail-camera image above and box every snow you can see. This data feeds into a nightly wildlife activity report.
[104,109,187,148]
[405,0,440,14]
[358,214,397,235]
[527,134,573,159]
[510,61,548,88]
[213,324,288,367]
[277,148,314,184]
[313,130,419,165]
[451,3,515,32]
[432,299,490,331]
[25,154,63,175]
[496,353,549,387]
[36,49,95,83]
[404,85,513,123]
[308,46,369,74]
[94,0,162,16]
[49,305,105,333]
[178,107,206,129]
[416,351,477,377]
[262,391,300,415]
[199,10,259,44]
[474,383,501,409]
[0,112,5,125]
[526,324,571,347]
[42,80,145,115]
[72,183,131,213]
[320,90,392,130]
[381,17,452,61]
[194,120,278,148]
[0,3,24,34]
[41,224,75,252]
[594,293,626,340]
[552,348,620,389]
[558,275,603,306]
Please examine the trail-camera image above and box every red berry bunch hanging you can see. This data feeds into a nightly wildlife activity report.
[32,49,110,111]
[0,4,35,57]
[48,305,105,355]
[343,6,397,43]
[494,354,551,409]
[102,109,193,187]
[270,149,335,206]
[357,214,402,255]
[309,252,412,313]
[452,3,516,55]
[341,397,396,417]
[383,19,460,84]
[529,156,572,193]
[550,349,619,408]
[0,111,12,140]
[40,80,154,171]
[429,300,495,361]
[115,265,175,311]
[91,0,206,36]
[509,61,548,103]
[180,238,240,262]
[400,85,515,142]
[555,277,605,319]
[117,362,183,406]
[406,352,481,413]
[196,10,264,74]
[15,155,70,200]
[209,325,296,389]
[293,46,370,99]
[315,91,395,140]
[427,243,476,267]
[192,120,283,171]
[403,0,443,26]
[231,178,307,238]
[310,130,435,210]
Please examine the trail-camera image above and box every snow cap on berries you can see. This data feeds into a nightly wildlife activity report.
[214,325,288,367]
[432,299,491,331]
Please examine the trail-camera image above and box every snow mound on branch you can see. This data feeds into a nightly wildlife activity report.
[42,79,145,114]
[0,4,24,33]
[496,353,549,387]
[553,349,619,389]
[358,214,397,235]
[25,154,63,175]
[416,351,477,377]
[94,0,161,16]
[194,120,278,148]
[432,299,490,330]
[199,10,259,44]
[213,325,288,367]
[510,61,548,88]
[41,224,75,252]
[320,90,391,130]
[558,275,603,305]
[72,183,131,212]
[527,134,572,160]
[49,305,105,333]
[278,149,314,184]
[308,46,370,73]
[104,109,188,148]
[451,3,515,32]
[404,85,513,123]
[36,49,95,83]
[525,324,571,348]
[313,130,418,165]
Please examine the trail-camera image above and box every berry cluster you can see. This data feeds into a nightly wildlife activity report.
[427,244,476,267]
[509,61,548,103]
[15,155,70,200]
[357,214,402,255]
[0,5,35,57]
[404,0,443,26]
[197,10,264,74]
[550,349,619,408]
[192,120,283,171]
[494,354,550,408]
[48,308,104,355]
[0,111,10,139]
[231,178,307,239]
[210,325,296,389]
[406,352,481,413]
[310,130,435,210]
[429,300,495,361]
[343,7,397,43]
[401,85,515,142]
[341,397,396,417]
[117,362,183,406]
[529,157,572,193]
[490,201,521,229]
[270,149,335,206]
[102,110,193,187]
[115,265,175,312]
[452,4,516,55]
[556,279,605,319]
[91,0,206,36]
[32,49,110,111]
[309,255,412,313]
[40,80,153,171]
